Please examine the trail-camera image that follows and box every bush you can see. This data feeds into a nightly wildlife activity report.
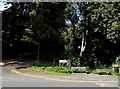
[58,68,73,74]
[86,71,91,74]
[108,72,112,75]
[44,67,55,71]
[73,70,86,73]
[98,72,108,75]
[27,66,44,72]
[45,66,73,74]
[29,62,50,67]
[91,70,97,74]
[110,71,120,76]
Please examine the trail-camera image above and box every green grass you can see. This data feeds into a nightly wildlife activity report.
[44,71,71,75]
[27,66,73,74]
[27,67,44,72]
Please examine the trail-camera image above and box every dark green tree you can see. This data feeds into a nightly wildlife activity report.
[29,2,67,61]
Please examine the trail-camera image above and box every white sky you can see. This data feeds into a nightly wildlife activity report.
[0,1,12,11]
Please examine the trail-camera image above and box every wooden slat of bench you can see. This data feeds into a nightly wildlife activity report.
[96,69,110,73]
[71,67,87,70]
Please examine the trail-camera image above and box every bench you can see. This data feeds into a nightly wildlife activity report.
[112,64,120,73]
[0,62,5,66]
[16,65,28,69]
[96,69,110,73]
[71,67,87,71]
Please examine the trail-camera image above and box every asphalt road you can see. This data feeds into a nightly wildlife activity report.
[0,65,119,87]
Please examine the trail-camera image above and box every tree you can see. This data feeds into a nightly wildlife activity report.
[2,2,36,43]
[2,2,37,58]
[78,2,120,68]
[29,2,67,61]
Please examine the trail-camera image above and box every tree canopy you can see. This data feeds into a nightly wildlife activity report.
[2,2,120,68]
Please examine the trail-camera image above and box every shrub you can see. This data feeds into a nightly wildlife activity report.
[91,70,97,74]
[44,67,55,71]
[111,71,120,76]
[45,66,73,74]
[108,72,112,75]
[58,68,73,74]
[98,72,108,75]
[27,66,43,72]
[86,71,91,74]
[29,62,50,67]
[73,70,86,73]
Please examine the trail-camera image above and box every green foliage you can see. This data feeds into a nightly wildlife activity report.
[44,67,55,71]
[91,70,98,74]
[115,55,120,64]
[86,71,91,74]
[27,66,44,72]
[73,70,85,73]
[21,36,33,42]
[3,2,120,69]
[77,2,120,68]
[44,72,71,75]
[98,72,108,75]
[111,72,120,76]
[70,56,80,67]
[29,62,50,67]
[62,28,75,52]
[28,65,73,74]
[45,66,73,74]
[60,50,80,67]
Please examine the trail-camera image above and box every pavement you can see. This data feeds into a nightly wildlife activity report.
[1,59,120,87]
[12,68,118,82]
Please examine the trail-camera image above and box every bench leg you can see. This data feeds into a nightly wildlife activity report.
[112,67,115,72]
[119,67,120,74]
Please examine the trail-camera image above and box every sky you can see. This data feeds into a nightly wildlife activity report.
[0,1,12,11]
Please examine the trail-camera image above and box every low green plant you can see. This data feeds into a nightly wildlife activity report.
[86,71,91,74]
[73,70,85,73]
[29,62,50,67]
[45,66,73,74]
[28,66,73,74]
[44,67,55,71]
[111,71,120,76]
[91,70,97,74]
[98,72,108,75]
[27,66,44,72]
[44,72,71,75]
[58,68,73,74]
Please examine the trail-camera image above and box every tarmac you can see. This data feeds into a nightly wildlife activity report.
[2,59,119,83]
[11,67,118,82]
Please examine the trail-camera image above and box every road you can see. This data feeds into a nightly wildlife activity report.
[0,65,119,87]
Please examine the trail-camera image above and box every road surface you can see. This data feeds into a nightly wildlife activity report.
[0,65,119,87]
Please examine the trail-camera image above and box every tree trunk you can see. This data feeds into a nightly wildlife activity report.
[37,40,40,62]
[80,33,86,57]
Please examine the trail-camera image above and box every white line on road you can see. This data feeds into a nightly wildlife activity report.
[95,82,118,87]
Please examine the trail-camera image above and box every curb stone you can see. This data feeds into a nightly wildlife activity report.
[11,68,118,83]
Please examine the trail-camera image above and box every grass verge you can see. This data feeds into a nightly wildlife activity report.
[44,71,71,75]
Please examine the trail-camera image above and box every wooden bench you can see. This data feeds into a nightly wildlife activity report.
[96,69,110,73]
[112,64,120,74]
[71,67,87,71]
[16,65,28,69]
